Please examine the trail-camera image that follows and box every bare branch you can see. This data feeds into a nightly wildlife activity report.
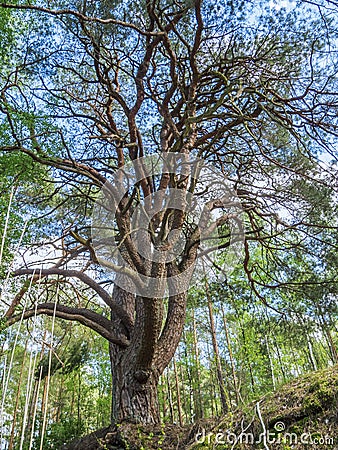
[12,268,134,330]
[6,303,129,347]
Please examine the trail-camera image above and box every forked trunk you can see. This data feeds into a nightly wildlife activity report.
[108,286,162,424]
[109,315,161,424]
[108,284,188,425]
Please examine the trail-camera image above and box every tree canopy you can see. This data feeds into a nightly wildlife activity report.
[0,0,338,433]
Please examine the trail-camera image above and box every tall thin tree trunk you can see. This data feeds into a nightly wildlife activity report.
[323,324,338,364]
[166,367,174,423]
[173,358,183,426]
[239,320,255,394]
[191,310,203,420]
[220,305,240,406]
[205,284,230,414]
[306,333,318,371]
[271,330,286,382]
[298,315,318,371]
[264,335,276,390]
[77,371,81,433]
[206,342,217,417]
[25,330,47,440]
[56,376,64,423]
[290,346,302,376]
[179,357,188,424]
[159,374,167,421]
[8,340,28,450]
[182,329,194,423]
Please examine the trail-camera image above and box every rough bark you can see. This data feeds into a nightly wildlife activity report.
[105,274,189,425]
[109,284,162,424]
[111,359,160,424]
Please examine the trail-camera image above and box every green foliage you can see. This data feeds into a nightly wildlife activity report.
[20,415,85,450]
[35,341,90,380]
[0,6,18,67]
[0,0,337,444]
[44,416,85,450]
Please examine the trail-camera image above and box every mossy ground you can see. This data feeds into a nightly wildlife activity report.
[65,365,338,450]
[188,365,338,449]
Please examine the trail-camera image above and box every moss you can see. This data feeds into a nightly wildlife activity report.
[302,377,338,415]
[187,365,338,450]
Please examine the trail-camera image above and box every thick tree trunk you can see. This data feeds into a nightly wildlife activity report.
[107,280,188,425]
[110,345,160,424]
[109,284,161,424]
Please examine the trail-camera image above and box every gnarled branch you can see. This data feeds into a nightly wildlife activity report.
[6,302,129,347]
[12,268,134,330]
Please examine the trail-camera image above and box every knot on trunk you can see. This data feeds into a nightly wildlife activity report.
[134,369,151,383]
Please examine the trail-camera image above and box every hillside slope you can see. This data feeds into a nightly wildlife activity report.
[187,365,338,449]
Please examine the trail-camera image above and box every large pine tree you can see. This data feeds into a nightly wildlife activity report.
[1,0,337,425]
